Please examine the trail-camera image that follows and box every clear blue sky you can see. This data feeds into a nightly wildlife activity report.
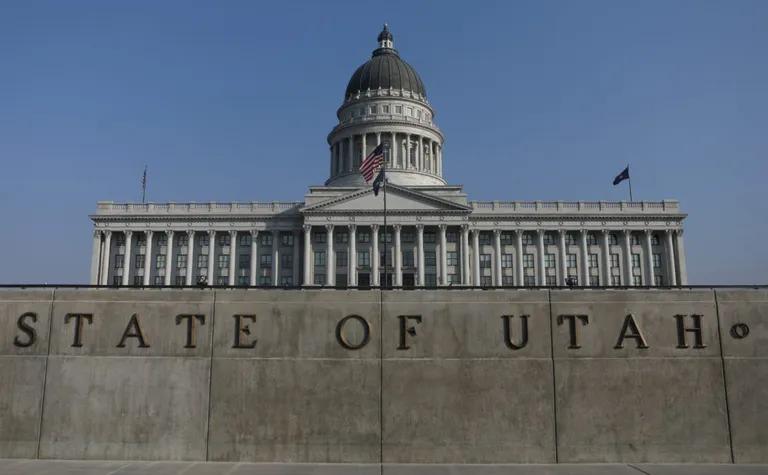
[1,0,766,284]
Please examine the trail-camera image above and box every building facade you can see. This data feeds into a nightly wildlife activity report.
[89,26,688,288]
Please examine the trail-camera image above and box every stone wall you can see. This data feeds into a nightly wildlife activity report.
[0,288,764,463]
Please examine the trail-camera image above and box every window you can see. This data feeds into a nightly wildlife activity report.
[632,253,641,269]
[480,254,491,268]
[610,253,620,268]
[447,231,458,243]
[238,276,249,286]
[652,234,660,246]
[112,275,121,286]
[281,254,292,268]
[403,249,414,267]
[589,276,600,286]
[382,105,389,113]
[480,276,492,287]
[314,251,326,266]
[336,250,348,268]
[416,109,421,119]
[218,234,230,246]
[566,233,577,246]
[239,255,250,269]
[260,254,272,268]
[177,254,187,269]
[176,276,186,286]
[424,232,436,243]
[448,273,459,284]
[447,251,458,266]
[544,233,555,246]
[314,274,326,286]
[502,276,514,285]
[587,233,598,246]
[631,234,640,246]
[156,255,166,269]
[337,231,349,244]
[260,276,272,286]
[157,234,167,246]
[370,105,377,114]
[653,253,662,269]
[633,276,642,286]
[395,105,402,114]
[177,235,188,247]
[218,255,229,269]
[380,250,393,267]
[522,233,534,246]
[402,230,414,243]
[199,235,209,246]
[612,276,622,286]
[239,234,251,247]
[154,276,164,285]
[655,275,664,286]
[425,274,437,287]
[567,254,577,269]
[480,232,491,245]
[545,253,556,269]
[261,233,273,246]
[379,231,392,243]
[589,254,599,269]
[425,252,436,267]
[358,250,370,267]
[501,232,513,245]
[136,256,145,269]
[609,233,619,246]
[502,254,513,268]
[546,276,557,286]
[523,254,534,269]
[405,107,412,116]
[114,255,124,269]
[197,255,208,269]
[524,276,536,286]
[115,235,125,247]
[358,230,370,243]
[133,276,143,286]
[281,276,293,286]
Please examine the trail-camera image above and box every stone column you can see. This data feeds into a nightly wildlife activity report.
[558,230,567,285]
[272,230,280,286]
[122,231,133,286]
[227,231,236,286]
[391,132,397,167]
[439,224,448,286]
[249,231,259,286]
[394,224,402,286]
[601,230,611,286]
[303,225,312,285]
[675,230,688,285]
[346,137,353,172]
[143,231,154,286]
[623,230,633,286]
[536,230,545,286]
[472,229,481,286]
[580,229,590,286]
[417,136,423,171]
[101,230,112,285]
[376,132,381,146]
[186,231,195,286]
[326,224,334,286]
[372,224,380,286]
[416,225,425,286]
[165,231,175,286]
[292,230,300,286]
[515,231,523,287]
[665,230,677,286]
[90,230,102,285]
[461,225,470,285]
[348,224,357,286]
[207,230,215,286]
[493,229,502,286]
[644,230,655,286]
[361,134,367,166]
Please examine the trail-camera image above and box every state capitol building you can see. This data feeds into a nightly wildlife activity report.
[89,26,688,289]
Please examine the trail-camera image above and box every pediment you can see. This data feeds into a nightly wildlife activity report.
[302,185,471,214]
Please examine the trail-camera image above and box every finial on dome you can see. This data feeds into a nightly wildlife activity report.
[378,23,394,48]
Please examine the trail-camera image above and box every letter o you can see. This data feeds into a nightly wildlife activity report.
[730,323,750,339]
[336,315,370,350]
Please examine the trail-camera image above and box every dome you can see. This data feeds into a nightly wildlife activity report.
[344,26,426,100]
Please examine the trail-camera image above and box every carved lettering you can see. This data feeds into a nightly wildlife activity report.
[335,315,370,350]
[398,315,422,350]
[614,313,648,349]
[501,314,529,350]
[674,314,706,349]
[730,323,749,339]
[117,314,150,348]
[175,314,206,349]
[557,314,589,349]
[232,314,257,349]
[14,312,38,348]
[64,313,93,348]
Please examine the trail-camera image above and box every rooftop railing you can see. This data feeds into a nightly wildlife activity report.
[95,201,303,214]
[468,200,681,213]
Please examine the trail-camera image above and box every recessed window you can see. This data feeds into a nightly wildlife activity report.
[395,105,403,114]
[370,105,377,114]
[502,254,513,268]
[382,105,390,113]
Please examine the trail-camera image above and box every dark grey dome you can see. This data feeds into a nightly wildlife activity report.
[344,26,426,100]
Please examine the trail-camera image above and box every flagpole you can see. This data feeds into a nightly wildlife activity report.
[627,164,633,202]
[382,147,388,289]
[142,165,147,204]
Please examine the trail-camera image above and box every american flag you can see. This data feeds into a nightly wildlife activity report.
[359,144,385,182]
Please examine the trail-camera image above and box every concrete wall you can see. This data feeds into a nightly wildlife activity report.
[0,287,764,463]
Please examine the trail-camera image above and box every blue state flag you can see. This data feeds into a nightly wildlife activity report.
[613,166,630,186]
[372,168,386,196]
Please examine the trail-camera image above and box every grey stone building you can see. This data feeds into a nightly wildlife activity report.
[90,26,687,288]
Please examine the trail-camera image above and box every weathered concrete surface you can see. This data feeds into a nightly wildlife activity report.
[715,289,768,463]
[39,289,214,460]
[381,290,555,463]
[550,290,731,463]
[3,460,768,475]
[207,290,381,462]
[0,289,53,458]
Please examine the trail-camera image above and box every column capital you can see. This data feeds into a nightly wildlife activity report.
[676,229,684,237]
[229,229,236,237]
[325,224,334,232]
[438,224,447,231]
[461,224,469,231]
[415,224,424,231]
[187,229,195,237]
[125,230,133,237]
[371,223,379,232]
[602,229,611,236]
[208,229,214,236]
[644,229,653,236]
[303,224,312,233]
[251,229,260,237]
[393,224,402,231]
[493,229,502,236]
[348,223,357,232]
[622,229,631,236]
[145,229,153,236]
